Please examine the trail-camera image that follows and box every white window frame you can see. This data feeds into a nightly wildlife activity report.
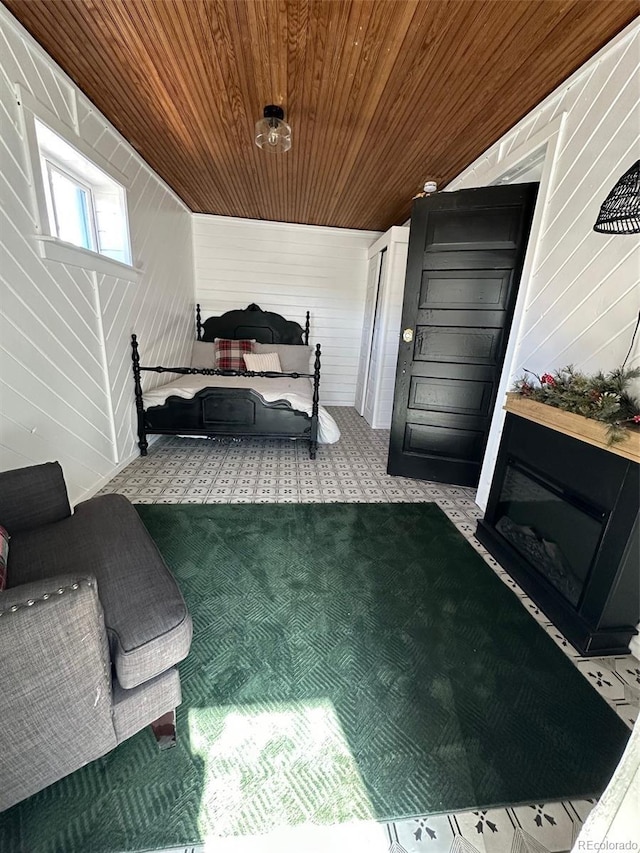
[44,159,99,252]
[16,84,141,282]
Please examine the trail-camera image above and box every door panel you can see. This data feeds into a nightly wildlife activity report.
[415,326,503,364]
[420,270,512,310]
[426,205,524,251]
[409,376,493,417]
[405,423,485,460]
[388,184,538,486]
[424,249,518,270]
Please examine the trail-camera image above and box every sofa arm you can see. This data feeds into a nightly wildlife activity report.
[0,574,117,812]
[0,462,71,535]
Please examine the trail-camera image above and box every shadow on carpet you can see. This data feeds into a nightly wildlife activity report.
[2,503,630,853]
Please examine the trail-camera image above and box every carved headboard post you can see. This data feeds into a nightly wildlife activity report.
[196,304,203,341]
[304,311,310,346]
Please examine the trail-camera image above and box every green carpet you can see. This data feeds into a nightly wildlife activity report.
[2,503,630,852]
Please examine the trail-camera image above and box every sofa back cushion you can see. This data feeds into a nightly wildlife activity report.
[0,462,71,535]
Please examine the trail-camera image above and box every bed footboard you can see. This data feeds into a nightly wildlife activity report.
[144,388,313,440]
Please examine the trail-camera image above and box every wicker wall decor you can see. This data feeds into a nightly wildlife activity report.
[594,159,640,234]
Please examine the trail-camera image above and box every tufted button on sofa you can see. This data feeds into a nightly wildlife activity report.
[0,462,192,812]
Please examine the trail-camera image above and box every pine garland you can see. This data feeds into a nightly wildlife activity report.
[512,365,640,445]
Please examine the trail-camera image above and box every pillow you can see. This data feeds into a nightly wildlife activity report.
[243,352,282,373]
[0,525,9,591]
[214,338,254,371]
[253,343,312,374]
[191,341,216,369]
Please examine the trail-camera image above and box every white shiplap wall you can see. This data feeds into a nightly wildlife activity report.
[193,215,380,406]
[446,21,640,506]
[0,7,195,503]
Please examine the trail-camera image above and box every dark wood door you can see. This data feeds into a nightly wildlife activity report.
[387,184,538,486]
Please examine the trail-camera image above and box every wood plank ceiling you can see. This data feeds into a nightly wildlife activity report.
[5,0,637,231]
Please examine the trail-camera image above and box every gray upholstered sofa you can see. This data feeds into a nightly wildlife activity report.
[0,462,192,812]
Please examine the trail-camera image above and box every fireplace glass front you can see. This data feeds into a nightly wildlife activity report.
[494,461,606,608]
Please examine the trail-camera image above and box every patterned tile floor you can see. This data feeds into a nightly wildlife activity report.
[99,408,639,853]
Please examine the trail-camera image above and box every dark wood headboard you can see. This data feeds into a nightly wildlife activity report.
[197,303,309,345]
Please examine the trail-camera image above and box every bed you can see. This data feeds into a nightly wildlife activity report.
[130,303,340,459]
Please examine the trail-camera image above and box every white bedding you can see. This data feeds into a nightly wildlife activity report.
[143,374,341,444]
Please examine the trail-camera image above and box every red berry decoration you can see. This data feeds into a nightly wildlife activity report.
[633,414,640,424]
[541,373,555,385]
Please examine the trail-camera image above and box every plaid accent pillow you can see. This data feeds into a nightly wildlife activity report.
[0,524,9,591]
[213,338,254,371]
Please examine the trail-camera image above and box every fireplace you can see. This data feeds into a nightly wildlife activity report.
[476,404,639,655]
[494,460,606,609]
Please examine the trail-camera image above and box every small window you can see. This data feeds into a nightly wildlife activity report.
[45,161,97,250]
[35,119,132,266]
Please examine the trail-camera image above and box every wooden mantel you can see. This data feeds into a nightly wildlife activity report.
[504,393,640,464]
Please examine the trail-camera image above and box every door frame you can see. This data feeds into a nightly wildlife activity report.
[362,247,388,426]
[356,226,409,420]
[355,251,383,415]
[457,112,568,507]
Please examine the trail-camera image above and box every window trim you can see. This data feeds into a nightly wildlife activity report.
[16,84,141,282]
[44,159,100,251]
[37,236,143,279]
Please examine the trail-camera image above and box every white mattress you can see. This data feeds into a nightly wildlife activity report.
[143,374,340,444]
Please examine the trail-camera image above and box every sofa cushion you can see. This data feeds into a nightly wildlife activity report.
[0,462,71,535]
[112,667,181,744]
[7,494,192,689]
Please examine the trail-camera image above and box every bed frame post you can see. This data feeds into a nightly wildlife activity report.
[310,343,321,459]
[130,334,148,456]
[304,311,310,346]
[196,303,203,341]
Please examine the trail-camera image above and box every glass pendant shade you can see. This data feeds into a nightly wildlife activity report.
[593,160,640,234]
[255,105,292,154]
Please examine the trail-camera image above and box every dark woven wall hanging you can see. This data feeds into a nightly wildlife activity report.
[594,159,640,234]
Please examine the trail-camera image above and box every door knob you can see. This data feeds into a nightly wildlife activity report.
[402,328,414,343]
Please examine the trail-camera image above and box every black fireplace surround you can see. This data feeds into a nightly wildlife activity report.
[476,413,639,656]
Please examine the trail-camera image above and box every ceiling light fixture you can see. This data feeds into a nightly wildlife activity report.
[255,105,292,154]
[593,160,640,234]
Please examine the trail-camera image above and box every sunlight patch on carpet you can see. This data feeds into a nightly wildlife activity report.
[189,699,375,839]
